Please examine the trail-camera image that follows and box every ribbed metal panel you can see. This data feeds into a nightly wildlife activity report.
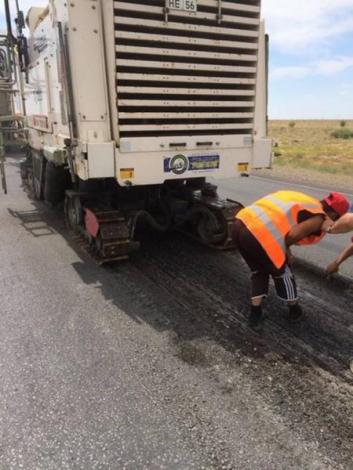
[114,0,261,137]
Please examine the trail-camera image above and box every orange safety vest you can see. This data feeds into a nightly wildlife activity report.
[236,190,326,268]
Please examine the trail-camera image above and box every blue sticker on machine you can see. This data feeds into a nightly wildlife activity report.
[164,154,220,174]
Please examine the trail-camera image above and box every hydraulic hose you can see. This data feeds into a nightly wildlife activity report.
[129,209,171,239]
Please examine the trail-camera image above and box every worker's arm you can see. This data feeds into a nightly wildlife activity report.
[325,213,353,234]
[285,214,325,247]
[326,243,353,274]
[286,247,294,266]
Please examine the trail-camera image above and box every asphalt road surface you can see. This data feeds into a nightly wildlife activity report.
[1,156,353,469]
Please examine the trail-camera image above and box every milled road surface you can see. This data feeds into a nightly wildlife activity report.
[1,156,353,469]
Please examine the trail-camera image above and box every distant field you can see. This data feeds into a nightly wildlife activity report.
[269,120,353,175]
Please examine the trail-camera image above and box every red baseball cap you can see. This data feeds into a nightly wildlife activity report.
[324,192,350,216]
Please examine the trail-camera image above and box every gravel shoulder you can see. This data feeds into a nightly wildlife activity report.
[253,165,353,194]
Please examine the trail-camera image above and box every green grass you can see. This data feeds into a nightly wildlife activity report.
[269,120,353,175]
[331,129,353,139]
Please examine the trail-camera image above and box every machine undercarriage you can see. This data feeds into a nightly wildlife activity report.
[21,152,243,264]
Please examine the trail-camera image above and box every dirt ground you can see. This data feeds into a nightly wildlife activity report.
[269,120,353,177]
[254,119,353,192]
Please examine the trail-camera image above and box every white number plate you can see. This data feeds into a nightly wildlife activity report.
[168,0,197,12]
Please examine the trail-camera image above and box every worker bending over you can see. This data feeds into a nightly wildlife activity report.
[232,191,349,328]
[325,213,353,274]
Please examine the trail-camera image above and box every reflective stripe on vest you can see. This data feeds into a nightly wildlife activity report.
[236,191,325,268]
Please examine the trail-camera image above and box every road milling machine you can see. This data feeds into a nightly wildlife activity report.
[4,0,272,263]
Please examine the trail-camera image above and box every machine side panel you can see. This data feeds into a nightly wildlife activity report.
[252,20,272,169]
[66,0,112,145]
[24,8,71,152]
[24,1,117,177]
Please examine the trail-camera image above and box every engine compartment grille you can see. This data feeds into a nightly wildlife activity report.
[114,0,261,138]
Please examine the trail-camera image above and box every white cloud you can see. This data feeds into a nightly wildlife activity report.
[263,0,353,53]
[271,56,353,80]
[315,57,353,75]
[271,66,311,80]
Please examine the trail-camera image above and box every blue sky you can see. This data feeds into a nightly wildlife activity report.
[1,0,353,119]
[264,0,353,119]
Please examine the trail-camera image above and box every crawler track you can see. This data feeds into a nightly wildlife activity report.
[65,193,139,264]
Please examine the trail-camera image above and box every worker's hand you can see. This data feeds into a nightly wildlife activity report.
[322,217,335,233]
[326,260,340,275]
[324,214,353,235]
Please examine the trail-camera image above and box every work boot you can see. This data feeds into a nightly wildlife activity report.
[248,305,264,329]
[288,303,304,323]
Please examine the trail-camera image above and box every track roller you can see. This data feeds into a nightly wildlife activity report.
[176,183,243,249]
